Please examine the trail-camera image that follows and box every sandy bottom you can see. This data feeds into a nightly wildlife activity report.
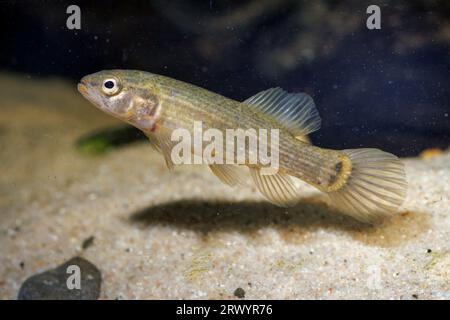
[0,74,449,299]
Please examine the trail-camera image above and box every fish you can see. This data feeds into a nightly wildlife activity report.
[78,70,407,221]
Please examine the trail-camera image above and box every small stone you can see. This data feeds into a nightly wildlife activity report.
[82,236,95,250]
[18,257,101,300]
[412,294,419,299]
[234,287,245,299]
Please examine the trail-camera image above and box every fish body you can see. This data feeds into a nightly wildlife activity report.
[123,72,340,187]
[78,70,407,221]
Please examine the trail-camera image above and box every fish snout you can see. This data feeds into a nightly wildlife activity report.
[77,82,87,92]
[78,75,94,97]
[77,83,90,98]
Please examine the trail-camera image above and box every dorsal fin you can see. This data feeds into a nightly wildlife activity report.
[244,87,321,136]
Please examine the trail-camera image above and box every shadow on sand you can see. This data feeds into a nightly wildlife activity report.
[129,197,430,247]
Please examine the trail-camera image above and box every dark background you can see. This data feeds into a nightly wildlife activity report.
[1,0,449,156]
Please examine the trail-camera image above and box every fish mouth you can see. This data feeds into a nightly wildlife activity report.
[77,82,90,98]
[77,81,104,111]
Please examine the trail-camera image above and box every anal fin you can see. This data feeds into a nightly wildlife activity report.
[209,164,247,187]
[249,168,299,207]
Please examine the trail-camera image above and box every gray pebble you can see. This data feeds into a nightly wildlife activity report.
[234,287,245,299]
[18,256,101,300]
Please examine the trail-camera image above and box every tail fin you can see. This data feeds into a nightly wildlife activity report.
[327,148,407,221]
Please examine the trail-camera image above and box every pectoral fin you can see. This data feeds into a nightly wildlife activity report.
[146,132,162,152]
[146,129,175,170]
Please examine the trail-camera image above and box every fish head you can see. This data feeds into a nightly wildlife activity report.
[78,70,160,132]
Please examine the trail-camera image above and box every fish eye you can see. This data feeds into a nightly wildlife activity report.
[101,78,121,96]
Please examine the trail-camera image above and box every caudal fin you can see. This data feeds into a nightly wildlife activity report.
[327,148,407,221]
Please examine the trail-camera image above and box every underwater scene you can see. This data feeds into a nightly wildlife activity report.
[0,1,449,300]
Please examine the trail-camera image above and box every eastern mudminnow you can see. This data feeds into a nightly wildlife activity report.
[78,70,407,221]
